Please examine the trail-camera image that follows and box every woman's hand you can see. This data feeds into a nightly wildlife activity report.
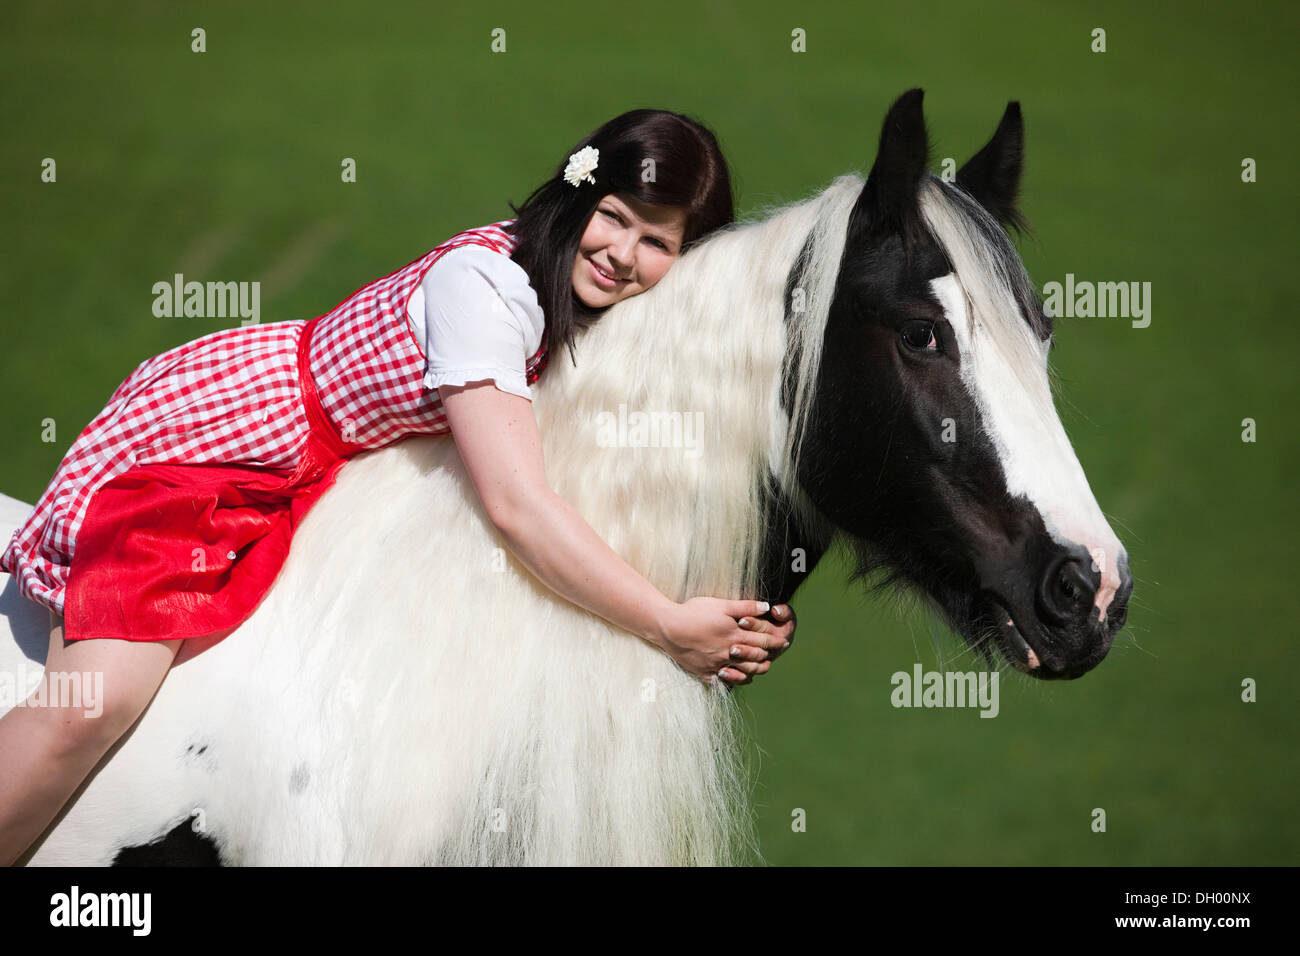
[751,602,797,661]
[654,598,797,687]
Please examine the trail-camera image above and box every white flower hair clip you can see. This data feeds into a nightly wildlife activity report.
[563,146,599,187]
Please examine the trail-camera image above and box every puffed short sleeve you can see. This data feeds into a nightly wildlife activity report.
[407,245,546,401]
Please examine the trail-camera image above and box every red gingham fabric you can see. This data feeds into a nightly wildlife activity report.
[311,219,549,449]
[1,219,549,622]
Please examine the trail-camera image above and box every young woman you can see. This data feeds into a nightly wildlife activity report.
[0,108,797,865]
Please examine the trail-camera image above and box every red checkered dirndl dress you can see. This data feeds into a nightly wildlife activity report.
[0,220,549,642]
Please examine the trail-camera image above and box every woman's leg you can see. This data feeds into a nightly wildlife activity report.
[0,614,181,865]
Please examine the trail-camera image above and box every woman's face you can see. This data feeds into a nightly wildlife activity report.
[572,193,688,308]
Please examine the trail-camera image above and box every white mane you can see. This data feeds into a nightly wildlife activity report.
[916,176,1049,403]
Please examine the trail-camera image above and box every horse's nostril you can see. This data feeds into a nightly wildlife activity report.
[1037,554,1098,625]
[1106,566,1134,632]
[1060,560,1094,604]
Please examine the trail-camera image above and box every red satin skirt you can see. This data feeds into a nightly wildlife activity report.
[62,318,354,642]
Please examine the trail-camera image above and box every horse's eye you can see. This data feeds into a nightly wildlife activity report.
[901,321,938,352]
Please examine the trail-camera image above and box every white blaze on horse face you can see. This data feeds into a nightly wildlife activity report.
[930,274,1126,620]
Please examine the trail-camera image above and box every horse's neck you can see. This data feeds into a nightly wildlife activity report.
[753,471,835,604]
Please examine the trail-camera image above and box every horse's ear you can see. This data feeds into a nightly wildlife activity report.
[850,88,931,243]
[956,101,1027,232]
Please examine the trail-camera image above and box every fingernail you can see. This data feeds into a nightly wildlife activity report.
[756,601,770,614]
[738,618,750,628]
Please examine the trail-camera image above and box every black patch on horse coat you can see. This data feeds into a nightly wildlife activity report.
[112,820,222,866]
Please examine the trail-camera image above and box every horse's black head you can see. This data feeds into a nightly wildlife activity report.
[793,89,1132,679]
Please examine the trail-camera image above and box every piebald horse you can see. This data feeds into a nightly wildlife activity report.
[0,90,1131,865]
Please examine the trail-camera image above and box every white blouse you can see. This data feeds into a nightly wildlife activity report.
[407,245,547,401]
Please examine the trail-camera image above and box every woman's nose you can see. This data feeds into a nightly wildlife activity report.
[608,236,635,274]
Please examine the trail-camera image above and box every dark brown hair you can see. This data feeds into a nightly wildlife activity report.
[504,109,735,366]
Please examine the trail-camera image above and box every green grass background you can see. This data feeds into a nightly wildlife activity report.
[1,1,1295,864]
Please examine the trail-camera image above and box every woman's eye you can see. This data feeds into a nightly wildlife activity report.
[901,321,938,351]
[600,208,668,251]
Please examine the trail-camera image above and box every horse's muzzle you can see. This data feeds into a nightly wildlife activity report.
[978,546,1133,680]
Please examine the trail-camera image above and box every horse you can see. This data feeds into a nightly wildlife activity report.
[0,89,1132,865]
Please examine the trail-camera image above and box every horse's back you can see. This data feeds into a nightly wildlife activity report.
[0,491,32,531]
[0,491,49,675]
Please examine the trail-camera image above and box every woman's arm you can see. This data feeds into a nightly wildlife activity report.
[438,379,790,685]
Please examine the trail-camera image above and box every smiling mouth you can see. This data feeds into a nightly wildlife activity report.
[589,258,626,284]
